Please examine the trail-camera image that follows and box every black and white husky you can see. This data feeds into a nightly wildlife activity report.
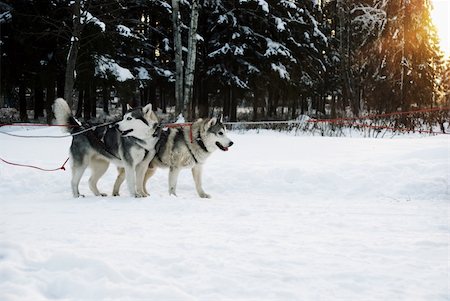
[113,115,234,198]
[53,98,160,198]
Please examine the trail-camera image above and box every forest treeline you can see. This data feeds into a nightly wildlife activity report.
[0,0,448,124]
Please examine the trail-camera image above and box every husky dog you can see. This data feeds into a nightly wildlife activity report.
[112,116,234,198]
[53,98,160,198]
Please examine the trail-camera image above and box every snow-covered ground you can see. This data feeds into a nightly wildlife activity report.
[0,127,448,301]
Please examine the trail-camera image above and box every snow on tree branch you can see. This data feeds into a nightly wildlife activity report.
[80,10,105,31]
[271,62,290,80]
[351,4,387,46]
[95,55,134,82]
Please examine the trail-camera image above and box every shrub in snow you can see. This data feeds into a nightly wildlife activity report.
[0,108,20,123]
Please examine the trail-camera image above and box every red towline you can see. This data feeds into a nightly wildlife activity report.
[0,122,195,172]
[0,106,448,171]
[0,156,69,172]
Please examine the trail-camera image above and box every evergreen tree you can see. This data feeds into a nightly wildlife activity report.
[365,0,442,114]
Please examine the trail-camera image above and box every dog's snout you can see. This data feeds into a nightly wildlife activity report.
[229,141,234,147]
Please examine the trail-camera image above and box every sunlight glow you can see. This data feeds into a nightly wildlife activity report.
[431,0,450,57]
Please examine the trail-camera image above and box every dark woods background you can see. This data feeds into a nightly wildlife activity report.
[0,0,448,128]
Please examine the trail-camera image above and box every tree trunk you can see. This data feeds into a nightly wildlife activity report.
[291,97,298,120]
[91,83,96,118]
[253,88,259,121]
[184,0,200,121]
[57,71,65,98]
[300,95,307,115]
[198,79,209,117]
[64,0,82,109]
[19,77,27,121]
[149,84,156,108]
[400,0,407,112]
[83,85,91,120]
[230,86,237,122]
[223,87,230,119]
[76,88,84,118]
[161,85,167,114]
[331,94,337,119]
[337,0,357,115]
[268,87,274,118]
[46,77,56,123]
[33,79,44,120]
[171,0,184,117]
[102,84,109,115]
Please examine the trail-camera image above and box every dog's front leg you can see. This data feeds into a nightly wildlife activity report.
[124,164,140,198]
[88,159,109,197]
[112,167,125,196]
[192,164,211,198]
[168,167,181,196]
[71,161,88,198]
[143,165,157,196]
[136,161,150,197]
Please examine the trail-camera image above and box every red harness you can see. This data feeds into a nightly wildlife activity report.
[164,122,194,143]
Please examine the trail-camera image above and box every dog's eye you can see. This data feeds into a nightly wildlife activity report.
[127,117,132,121]
[218,132,224,136]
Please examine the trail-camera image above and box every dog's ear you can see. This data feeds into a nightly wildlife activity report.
[205,117,217,130]
[127,104,133,111]
[143,103,153,117]
[218,114,223,124]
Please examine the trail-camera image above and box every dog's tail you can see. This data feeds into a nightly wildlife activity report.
[53,98,81,133]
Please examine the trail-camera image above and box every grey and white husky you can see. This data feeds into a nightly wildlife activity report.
[112,116,234,198]
[53,98,160,198]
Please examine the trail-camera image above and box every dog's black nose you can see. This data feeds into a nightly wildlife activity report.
[229,141,234,147]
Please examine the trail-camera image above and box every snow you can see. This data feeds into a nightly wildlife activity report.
[0,11,12,24]
[209,43,231,57]
[257,0,269,13]
[218,14,227,24]
[271,62,290,80]
[95,55,134,82]
[239,0,269,13]
[195,34,204,42]
[117,25,132,37]
[306,9,327,45]
[274,17,286,32]
[0,127,448,301]
[154,66,173,78]
[280,0,297,9]
[135,67,151,80]
[233,46,245,56]
[81,11,105,32]
[265,38,295,62]
[241,60,260,74]
[351,4,387,46]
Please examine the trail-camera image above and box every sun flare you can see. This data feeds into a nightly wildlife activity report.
[431,0,450,57]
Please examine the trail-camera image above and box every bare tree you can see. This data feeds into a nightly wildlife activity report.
[184,0,200,120]
[64,0,82,109]
[171,0,184,116]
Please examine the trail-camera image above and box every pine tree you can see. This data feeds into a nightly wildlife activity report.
[365,0,442,114]
[203,0,327,120]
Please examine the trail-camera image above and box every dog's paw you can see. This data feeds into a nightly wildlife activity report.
[73,194,85,198]
[112,192,120,197]
[169,188,177,197]
[137,190,149,197]
[199,192,211,199]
